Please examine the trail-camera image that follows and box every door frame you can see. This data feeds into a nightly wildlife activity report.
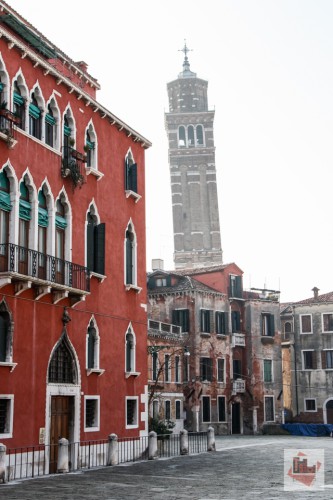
[231,401,243,434]
[323,397,333,424]
[45,384,81,471]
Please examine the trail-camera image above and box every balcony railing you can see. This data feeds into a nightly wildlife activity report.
[232,333,245,347]
[232,379,246,393]
[0,243,90,292]
[0,109,21,146]
[148,319,182,335]
[61,146,86,189]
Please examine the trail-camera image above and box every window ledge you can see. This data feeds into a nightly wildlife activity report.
[0,131,17,149]
[0,362,17,372]
[125,284,142,293]
[90,271,106,282]
[125,190,141,203]
[261,336,274,344]
[125,371,141,379]
[216,334,228,339]
[86,368,105,376]
[86,167,104,180]
[200,332,211,337]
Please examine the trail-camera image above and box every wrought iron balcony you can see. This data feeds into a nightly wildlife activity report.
[61,146,86,189]
[0,109,21,148]
[0,243,90,300]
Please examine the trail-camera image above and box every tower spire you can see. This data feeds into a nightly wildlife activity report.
[178,39,193,72]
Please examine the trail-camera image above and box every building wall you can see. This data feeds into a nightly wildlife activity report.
[0,6,149,449]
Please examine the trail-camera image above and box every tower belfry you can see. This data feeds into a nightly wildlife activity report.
[165,42,223,269]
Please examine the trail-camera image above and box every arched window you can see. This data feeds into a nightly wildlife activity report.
[55,198,67,283]
[284,322,292,333]
[125,223,136,286]
[125,151,137,193]
[87,320,98,369]
[125,327,135,373]
[19,181,31,274]
[0,307,10,363]
[85,127,96,170]
[29,92,42,139]
[187,125,195,146]
[48,334,77,384]
[196,125,204,145]
[45,104,55,148]
[178,126,186,147]
[38,189,48,279]
[13,81,25,130]
[0,171,11,269]
[86,205,105,275]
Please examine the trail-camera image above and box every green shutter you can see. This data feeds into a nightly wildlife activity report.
[224,312,229,334]
[29,103,41,119]
[269,314,275,336]
[38,207,48,227]
[64,124,71,136]
[94,223,105,275]
[13,92,24,106]
[55,215,67,229]
[19,199,31,220]
[86,220,94,271]
[0,191,11,211]
[45,113,55,126]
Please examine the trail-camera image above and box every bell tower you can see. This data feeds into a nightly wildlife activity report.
[165,42,223,269]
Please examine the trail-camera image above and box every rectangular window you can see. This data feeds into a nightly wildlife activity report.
[233,359,242,379]
[303,350,317,370]
[202,396,211,422]
[175,400,181,420]
[165,400,171,420]
[172,309,190,333]
[216,311,228,334]
[322,350,333,369]
[0,395,13,437]
[200,309,212,333]
[152,352,158,381]
[152,400,159,419]
[126,397,138,428]
[323,313,333,333]
[175,355,180,383]
[217,358,225,382]
[264,396,274,422]
[84,396,100,431]
[200,357,213,382]
[164,354,170,382]
[229,275,242,298]
[231,311,241,333]
[262,313,275,336]
[218,396,226,422]
[300,314,312,334]
[263,360,273,382]
[305,399,317,412]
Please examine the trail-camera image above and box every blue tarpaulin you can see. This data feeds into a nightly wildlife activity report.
[281,423,333,437]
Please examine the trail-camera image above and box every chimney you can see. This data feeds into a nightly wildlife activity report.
[312,287,319,299]
[152,259,164,271]
[76,61,88,73]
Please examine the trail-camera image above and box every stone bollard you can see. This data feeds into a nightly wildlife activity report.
[148,431,158,460]
[107,433,118,466]
[0,443,6,483]
[207,426,216,452]
[180,429,189,455]
[57,438,69,473]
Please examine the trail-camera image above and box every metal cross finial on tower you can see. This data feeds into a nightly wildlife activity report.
[179,39,193,71]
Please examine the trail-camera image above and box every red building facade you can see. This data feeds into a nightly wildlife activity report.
[0,1,150,467]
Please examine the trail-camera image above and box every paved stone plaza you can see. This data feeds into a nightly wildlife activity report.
[2,435,333,499]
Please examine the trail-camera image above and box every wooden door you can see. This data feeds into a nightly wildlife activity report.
[49,396,73,473]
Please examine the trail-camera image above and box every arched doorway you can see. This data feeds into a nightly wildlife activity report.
[46,328,80,473]
[326,400,333,424]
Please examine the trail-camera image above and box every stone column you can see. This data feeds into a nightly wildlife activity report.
[148,431,158,460]
[251,407,259,435]
[107,433,118,466]
[180,429,189,455]
[0,443,6,483]
[207,426,216,451]
[57,438,69,473]
[192,405,200,433]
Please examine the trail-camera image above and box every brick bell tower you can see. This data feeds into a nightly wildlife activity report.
[165,41,223,269]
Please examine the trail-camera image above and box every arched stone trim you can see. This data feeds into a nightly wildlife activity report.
[323,397,333,424]
[55,188,72,262]
[19,168,37,250]
[45,94,61,150]
[38,179,55,256]
[0,53,10,107]
[0,298,14,363]
[125,322,136,373]
[11,70,29,132]
[86,315,101,370]
[0,161,18,245]
[124,219,138,287]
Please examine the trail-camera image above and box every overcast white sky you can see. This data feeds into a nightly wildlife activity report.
[7,0,333,303]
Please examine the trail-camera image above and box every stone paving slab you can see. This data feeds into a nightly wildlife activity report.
[1,435,333,499]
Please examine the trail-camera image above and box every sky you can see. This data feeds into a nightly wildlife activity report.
[6,0,333,303]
